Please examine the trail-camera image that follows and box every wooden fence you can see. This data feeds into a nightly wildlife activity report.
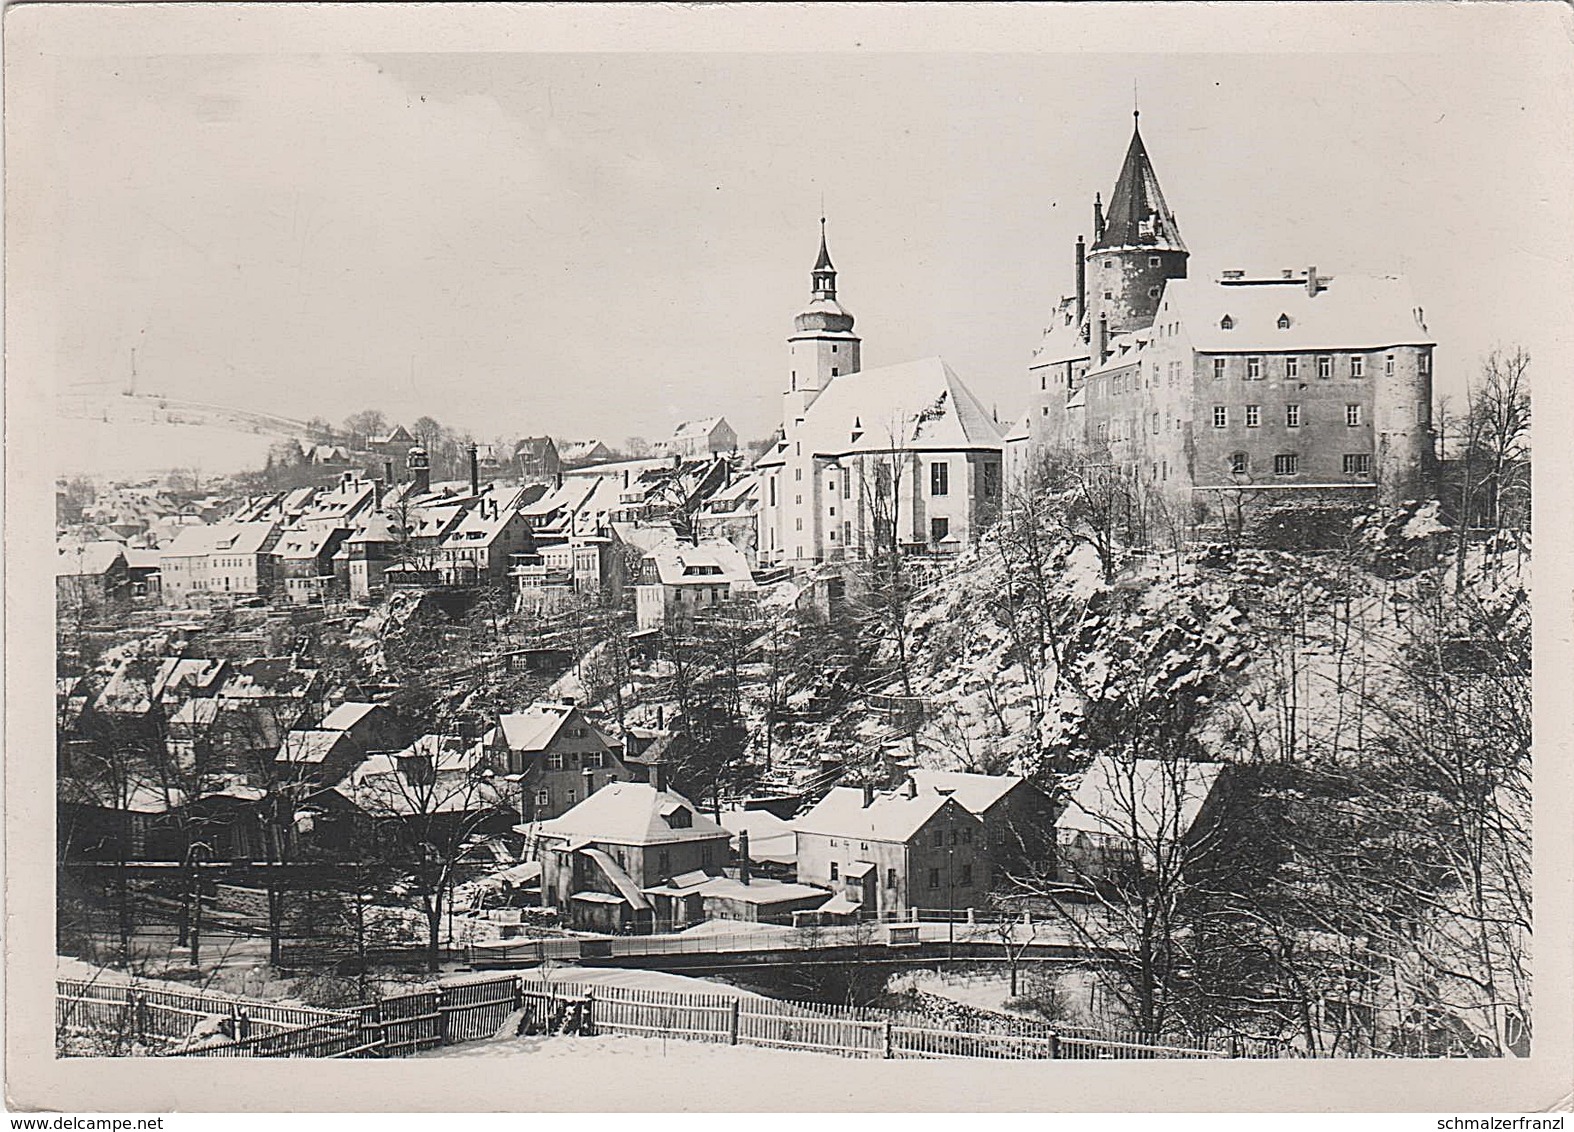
[519,976,1244,1060]
[60,973,1276,1061]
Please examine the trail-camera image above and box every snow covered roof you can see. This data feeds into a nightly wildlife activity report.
[497,701,614,753]
[643,540,755,589]
[611,522,679,554]
[277,729,349,765]
[274,526,337,560]
[319,701,383,732]
[719,808,798,864]
[1057,756,1225,842]
[1163,273,1433,353]
[538,781,730,847]
[906,769,1031,816]
[55,541,127,577]
[336,734,505,816]
[153,657,228,701]
[777,357,1004,462]
[642,874,829,906]
[672,417,728,441]
[792,784,975,844]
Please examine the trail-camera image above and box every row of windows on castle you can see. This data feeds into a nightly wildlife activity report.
[1087,350,1430,399]
[1127,452,1373,484]
[1098,399,1400,446]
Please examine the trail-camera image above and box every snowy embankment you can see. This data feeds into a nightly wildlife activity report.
[417,1031,839,1062]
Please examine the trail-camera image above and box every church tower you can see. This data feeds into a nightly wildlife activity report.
[1085,110,1188,344]
[785,218,860,421]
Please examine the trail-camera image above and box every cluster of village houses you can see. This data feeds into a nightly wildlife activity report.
[56,109,1426,937]
[59,636,1226,933]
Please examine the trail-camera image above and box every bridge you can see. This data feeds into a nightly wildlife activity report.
[468,919,1109,973]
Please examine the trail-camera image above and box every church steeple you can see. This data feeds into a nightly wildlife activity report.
[787,215,860,403]
[812,216,837,299]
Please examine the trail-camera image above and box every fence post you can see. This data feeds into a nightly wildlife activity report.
[1048,1031,1061,1060]
[434,987,450,1047]
[128,991,147,1045]
[882,1019,893,1059]
[727,998,740,1045]
[236,1009,252,1042]
[583,989,596,1037]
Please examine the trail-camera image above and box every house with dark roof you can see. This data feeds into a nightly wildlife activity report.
[497,700,637,821]
[791,780,989,917]
[513,436,561,484]
[533,778,732,933]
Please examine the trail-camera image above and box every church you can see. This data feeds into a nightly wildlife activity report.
[1005,111,1437,531]
[754,223,1005,568]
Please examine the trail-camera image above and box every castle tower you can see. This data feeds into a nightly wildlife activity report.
[407,444,431,496]
[1085,110,1188,342]
[785,217,861,422]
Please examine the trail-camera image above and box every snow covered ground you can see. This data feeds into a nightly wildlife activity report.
[417,1031,838,1062]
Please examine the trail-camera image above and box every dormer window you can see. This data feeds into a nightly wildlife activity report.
[1220,315,1235,331]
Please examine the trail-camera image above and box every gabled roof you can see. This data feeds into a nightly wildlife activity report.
[643,540,754,588]
[221,658,317,698]
[791,784,976,844]
[672,417,728,441]
[719,808,798,864]
[319,701,384,732]
[497,701,616,754]
[787,357,1004,459]
[277,728,351,765]
[538,781,730,847]
[906,769,1033,816]
[55,541,127,578]
[1057,756,1224,841]
[1093,114,1185,253]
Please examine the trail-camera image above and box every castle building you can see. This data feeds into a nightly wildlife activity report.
[755,222,1005,567]
[1006,111,1436,527]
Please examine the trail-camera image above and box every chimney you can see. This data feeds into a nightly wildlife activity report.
[555,471,563,489]
[905,778,918,800]
[469,444,480,496]
[650,761,667,792]
[737,829,751,885]
[561,695,576,707]
[622,469,630,488]
[656,705,665,729]
[1093,193,1105,244]
[862,783,875,808]
[384,459,395,484]
[1074,235,1086,325]
[1306,266,1320,297]
[1096,313,1110,364]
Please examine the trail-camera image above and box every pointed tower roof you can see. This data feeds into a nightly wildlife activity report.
[814,216,835,271]
[795,216,855,335]
[1093,111,1185,253]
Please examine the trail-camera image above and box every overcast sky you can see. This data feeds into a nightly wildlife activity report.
[15,12,1572,452]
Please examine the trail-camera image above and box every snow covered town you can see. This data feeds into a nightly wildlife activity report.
[52,106,1531,1066]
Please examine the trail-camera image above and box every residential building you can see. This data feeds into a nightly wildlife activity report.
[1054,756,1226,884]
[273,525,352,605]
[275,701,406,786]
[55,541,131,615]
[755,223,1004,567]
[561,439,615,467]
[433,486,536,587]
[533,777,733,933]
[514,436,561,484]
[660,417,738,460]
[159,521,280,604]
[497,700,638,821]
[791,780,990,916]
[693,470,760,564]
[906,769,1056,873]
[634,538,756,630]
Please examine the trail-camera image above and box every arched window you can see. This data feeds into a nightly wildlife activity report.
[1220,315,1235,330]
